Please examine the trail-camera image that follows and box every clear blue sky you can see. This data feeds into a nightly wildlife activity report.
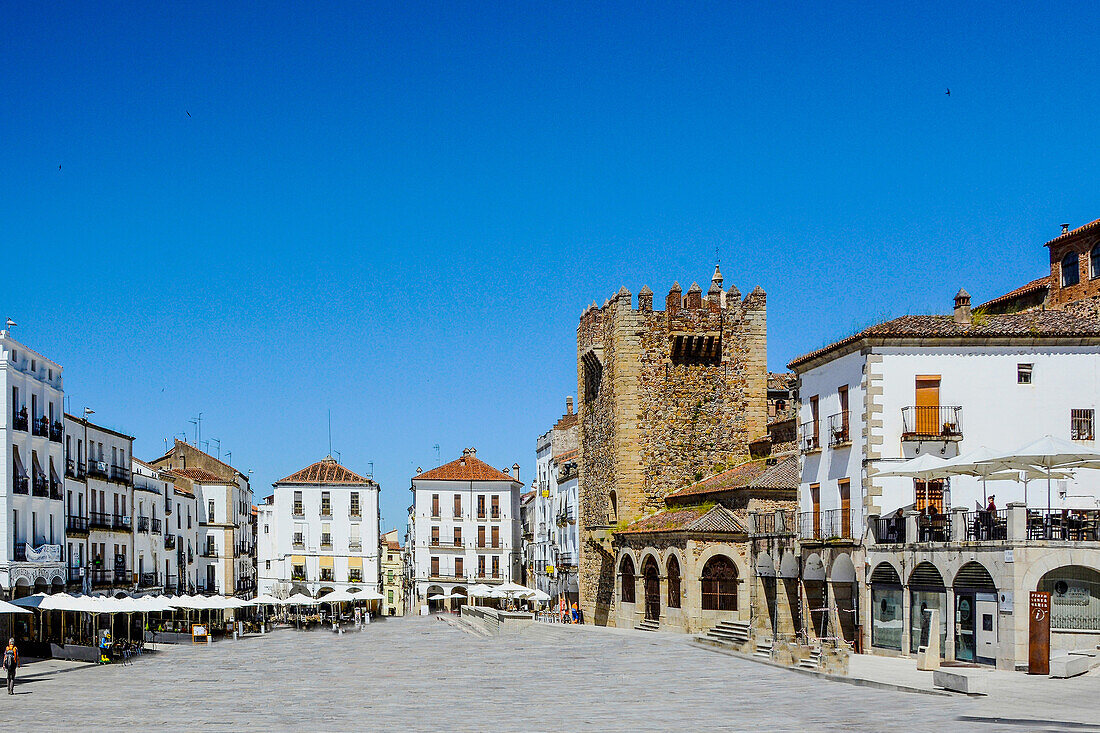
[4,2,1099,531]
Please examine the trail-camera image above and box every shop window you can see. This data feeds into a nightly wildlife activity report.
[1039,566,1100,631]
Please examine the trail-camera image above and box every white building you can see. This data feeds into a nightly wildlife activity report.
[530,398,581,606]
[131,459,171,593]
[150,440,255,597]
[259,457,380,599]
[1,331,66,597]
[409,448,523,613]
[790,291,1100,668]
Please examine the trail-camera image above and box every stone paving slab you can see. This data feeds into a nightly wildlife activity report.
[0,616,1091,732]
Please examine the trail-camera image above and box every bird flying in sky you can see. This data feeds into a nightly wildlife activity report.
[945,88,951,96]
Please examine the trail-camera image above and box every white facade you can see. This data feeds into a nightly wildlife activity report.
[259,457,381,599]
[529,431,555,594]
[1,332,66,595]
[409,449,523,613]
[132,459,170,593]
[798,344,1100,535]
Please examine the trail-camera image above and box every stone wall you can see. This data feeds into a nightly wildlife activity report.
[577,270,769,625]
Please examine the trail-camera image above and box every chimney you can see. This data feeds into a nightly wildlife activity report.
[416,467,422,475]
[512,463,520,481]
[566,396,574,415]
[469,447,476,457]
[1062,223,1070,235]
[953,288,972,327]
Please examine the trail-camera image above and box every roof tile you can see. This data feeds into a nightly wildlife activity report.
[416,454,516,482]
[277,457,372,485]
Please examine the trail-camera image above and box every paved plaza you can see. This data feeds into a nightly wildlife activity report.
[6,616,1100,731]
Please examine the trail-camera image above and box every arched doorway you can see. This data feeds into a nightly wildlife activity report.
[426,585,445,613]
[619,556,636,604]
[870,562,902,651]
[666,556,681,610]
[908,562,946,656]
[642,556,660,621]
[701,556,738,612]
[1037,566,1100,633]
[451,587,467,612]
[953,561,997,664]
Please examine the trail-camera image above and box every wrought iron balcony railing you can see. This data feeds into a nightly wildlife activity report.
[901,406,963,441]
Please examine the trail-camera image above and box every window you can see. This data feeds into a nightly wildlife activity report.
[667,556,681,609]
[491,526,499,548]
[293,491,303,515]
[620,556,636,603]
[455,557,463,576]
[1093,244,1100,280]
[431,493,439,517]
[264,524,269,534]
[453,527,462,546]
[477,525,485,548]
[320,491,331,517]
[701,556,738,611]
[208,500,215,523]
[1062,251,1080,287]
[321,523,332,548]
[350,492,360,517]
[388,590,394,604]
[477,495,486,519]
[292,562,306,581]
[430,526,439,546]
[1039,566,1100,631]
[491,556,499,578]
[1072,409,1095,441]
[478,556,485,577]
[1018,363,1033,384]
[608,490,618,525]
[491,495,500,519]
[453,494,462,517]
[430,556,439,576]
[265,560,271,570]
[583,351,602,402]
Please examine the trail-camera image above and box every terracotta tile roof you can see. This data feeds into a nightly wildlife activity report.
[616,504,745,535]
[1045,218,1100,247]
[150,439,243,479]
[385,540,401,551]
[416,454,517,482]
[277,456,372,485]
[788,309,1100,370]
[667,455,800,501]
[172,484,194,498]
[767,372,796,391]
[976,276,1050,310]
[168,467,224,483]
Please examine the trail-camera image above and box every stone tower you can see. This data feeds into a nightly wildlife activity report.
[576,266,768,625]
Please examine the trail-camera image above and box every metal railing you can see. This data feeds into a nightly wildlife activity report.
[800,421,820,452]
[12,410,28,432]
[12,475,28,494]
[827,411,850,446]
[152,517,162,533]
[32,474,48,497]
[962,509,1008,541]
[49,479,62,500]
[874,516,906,543]
[138,572,159,588]
[1027,510,1100,541]
[89,511,112,529]
[32,416,49,437]
[110,465,132,484]
[202,547,219,558]
[753,513,777,535]
[66,515,89,533]
[88,462,109,480]
[798,509,850,540]
[901,406,963,440]
[137,516,150,533]
[917,514,950,542]
[50,421,63,442]
[348,541,362,551]
[66,459,86,480]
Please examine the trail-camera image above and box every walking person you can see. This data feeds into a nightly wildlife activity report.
[3,638,18,695]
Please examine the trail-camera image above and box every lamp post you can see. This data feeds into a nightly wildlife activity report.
[82,407,94,596]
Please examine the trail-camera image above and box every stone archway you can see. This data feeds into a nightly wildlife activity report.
[642,556,660,621]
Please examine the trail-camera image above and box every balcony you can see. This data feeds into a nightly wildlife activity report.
[32,474,48,497]
[12,409,28,432]
[165,574,178,589]
[32,416,49,437]
[138,572,159,588]
[164,499,173,515]
[800,421,821,453]
[197,583,219,596]
[557,551,577,567]
[798,509,853,541]
[320,534,332,550]
[292,505,304,517]
[66,515,89,534]
[66,459,86,480]
[164,534,176,549]
[115,514,132,531]
[88,461,109,480]
[871,505,1098,545]
[110,465,132,485]
[491,510,501,521]
[67,566,84,585]
[827,411,851,447]
[137,516,150,533]
[291,571,307,582]
[901,406,963,442]
[12,476,28,495]
[89,511,112,530]
[201,547,219,558]
[90,569,114,588]
[49,421,63,442]
[320,506,332,519]
[152,517,162,533]
[350,511,361,519]
[348,541,362,551]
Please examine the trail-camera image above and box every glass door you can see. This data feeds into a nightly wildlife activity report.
[955,592,976,662]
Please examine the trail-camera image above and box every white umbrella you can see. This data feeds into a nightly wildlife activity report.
[250,594,284,606]
[875,453,950,509]
[983,436,1100,514]
[0,599,32,615]
[467,584,494,597]
[527,589,551,603]
[427,594,447,601]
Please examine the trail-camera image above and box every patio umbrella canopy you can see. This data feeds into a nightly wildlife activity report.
[984,436,1100,513]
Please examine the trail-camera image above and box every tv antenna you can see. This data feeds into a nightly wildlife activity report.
[434,444,440,467]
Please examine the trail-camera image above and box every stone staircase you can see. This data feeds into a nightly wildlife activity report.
[634,618,660,632]
[701,620,751,647]
[798,645,821,670]
[753,639,773,660]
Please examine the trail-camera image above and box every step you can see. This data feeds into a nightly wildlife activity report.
[635,620,660,632]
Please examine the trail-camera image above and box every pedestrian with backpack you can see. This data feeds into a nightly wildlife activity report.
[3,639,18,694]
